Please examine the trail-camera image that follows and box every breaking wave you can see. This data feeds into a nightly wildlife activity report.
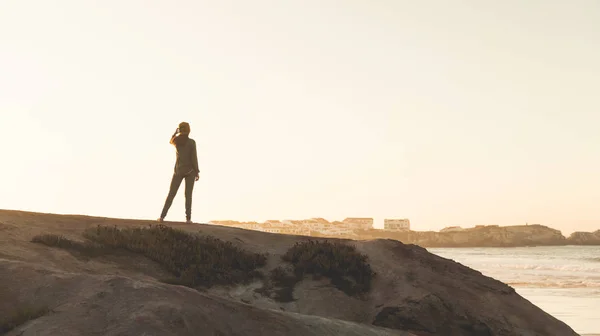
[430,246,600,334]
[480,263,600,273]
[431,245,600,290]
[507,280,600,289]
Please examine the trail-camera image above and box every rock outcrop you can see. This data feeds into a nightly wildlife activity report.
[0,210,579,336]
[358,224,569,247]
[0,261,409,336]
[567,230,600,245]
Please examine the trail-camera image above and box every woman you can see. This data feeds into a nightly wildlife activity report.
[158,122,200,224]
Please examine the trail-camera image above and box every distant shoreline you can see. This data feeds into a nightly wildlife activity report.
[208,219,600,248]
[350,225,600,248]
[2,209,599,248]
[425,244,600,248]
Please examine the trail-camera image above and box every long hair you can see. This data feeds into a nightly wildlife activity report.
[173,122,191,148]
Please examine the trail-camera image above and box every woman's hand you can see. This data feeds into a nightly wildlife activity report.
[195,173,200,181]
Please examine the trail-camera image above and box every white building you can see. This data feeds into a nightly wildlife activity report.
[319,227,355,236]
[258,226,311,236]
[384,219,411,231]
[299,219,328,231]
[259,226,285,234]
[343,218,374,230]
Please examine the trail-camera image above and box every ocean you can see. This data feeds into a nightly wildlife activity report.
[428,246,600,335]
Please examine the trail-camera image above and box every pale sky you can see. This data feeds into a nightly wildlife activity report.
[1,0,599,234]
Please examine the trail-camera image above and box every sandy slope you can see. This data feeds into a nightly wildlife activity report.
[0,210,580,336]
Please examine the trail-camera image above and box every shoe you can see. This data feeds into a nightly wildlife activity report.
[186,219,193,224]
[157,217,164,223]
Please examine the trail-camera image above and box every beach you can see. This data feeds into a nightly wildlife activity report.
[429,246,600,335]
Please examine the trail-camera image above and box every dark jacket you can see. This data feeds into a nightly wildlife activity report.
[172,137,199,176]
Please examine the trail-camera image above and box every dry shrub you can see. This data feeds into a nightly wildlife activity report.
[269,266,298,302]
[31,234,107,257]
[82,224,267,287]
[266,240,376,301]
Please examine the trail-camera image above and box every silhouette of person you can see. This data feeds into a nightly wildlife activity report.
[158,122,200,223]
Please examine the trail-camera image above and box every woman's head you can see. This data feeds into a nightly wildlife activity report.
[178,122,191,134]
[172,122,191,148]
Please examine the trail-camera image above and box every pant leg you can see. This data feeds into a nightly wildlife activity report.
[184,173,196,220]
[160,173,184,219]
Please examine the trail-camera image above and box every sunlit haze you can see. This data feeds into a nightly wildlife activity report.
[1,1,599,234]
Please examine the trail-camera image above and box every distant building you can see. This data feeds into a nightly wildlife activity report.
[384,219,411,231]
[440,226,463,232]
[259,225,310,236]
[210,216,382,236]
[343,218,374,230]
[208,220,241,226]
[320,227,355,236]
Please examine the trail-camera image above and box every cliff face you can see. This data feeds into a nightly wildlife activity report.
[360,225,568,247]
[567,230,600,245]
[0,210,578,336]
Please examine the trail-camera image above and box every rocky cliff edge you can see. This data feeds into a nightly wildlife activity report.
[0,210,579,336]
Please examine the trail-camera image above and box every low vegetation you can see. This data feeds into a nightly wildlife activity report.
[32,229,374,300]
[31,234,107,257]
[0,305,49,334]
[266,240,376,301]
[83,225,268,287]
[32,225,267,288]
[268,265,299,302]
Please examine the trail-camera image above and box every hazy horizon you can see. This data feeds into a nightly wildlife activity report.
[1,1,599,235]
